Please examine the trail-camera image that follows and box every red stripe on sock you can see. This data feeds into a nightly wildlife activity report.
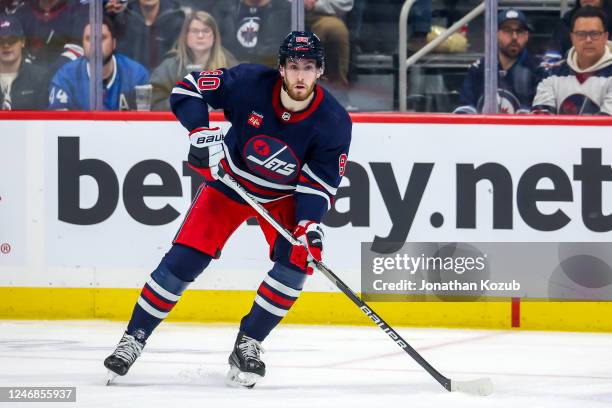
[258,284,295,308]
[142,286,176,311]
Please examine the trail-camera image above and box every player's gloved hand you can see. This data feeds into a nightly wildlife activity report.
[289,221,324,274]
[187,126,225,181]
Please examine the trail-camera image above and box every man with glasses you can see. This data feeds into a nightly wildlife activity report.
[0,15,48,110]
[533,6,612,114]
[543,0,612,68]
[454,8,546,114]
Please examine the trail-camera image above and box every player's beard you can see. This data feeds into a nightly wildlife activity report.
[282,78,316,102]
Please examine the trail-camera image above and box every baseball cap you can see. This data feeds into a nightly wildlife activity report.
[0,15,24,38]
[498,8,532,31]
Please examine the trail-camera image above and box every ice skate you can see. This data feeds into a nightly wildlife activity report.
[226,331,265,388]
[104,332,145,384]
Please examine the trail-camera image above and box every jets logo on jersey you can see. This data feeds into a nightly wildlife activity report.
[477,89,521,114]
[497,89,521,114]
[339,154,348,176]
[248,111,264,128]
[560,94,600,115]
[244,135,299,182]
[238,17,260,48]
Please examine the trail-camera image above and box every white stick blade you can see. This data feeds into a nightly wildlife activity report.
[106,371,118,386]
[450,377,493,396]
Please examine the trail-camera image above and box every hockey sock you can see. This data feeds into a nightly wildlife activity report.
[126,264,189,341]
[127,245,212,341]
[240,262,306,342]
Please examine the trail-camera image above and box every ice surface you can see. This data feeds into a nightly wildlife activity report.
[1,320,611,408]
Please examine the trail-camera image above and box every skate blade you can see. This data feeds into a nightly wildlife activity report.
[106,371,118,386]
[225,366,261,389]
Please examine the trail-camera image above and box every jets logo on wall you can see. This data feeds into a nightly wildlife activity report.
[560,94,600,115]
[244,135,299,182]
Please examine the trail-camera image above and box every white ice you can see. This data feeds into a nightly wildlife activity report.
[1,320,611,408]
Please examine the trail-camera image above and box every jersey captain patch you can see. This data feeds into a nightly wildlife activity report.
[244,135,300,182]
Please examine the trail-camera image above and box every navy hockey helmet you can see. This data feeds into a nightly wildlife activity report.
[278,31,325,71]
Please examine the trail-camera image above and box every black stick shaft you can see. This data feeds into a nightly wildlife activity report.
[314,260,451,391]
[218,167,451,391]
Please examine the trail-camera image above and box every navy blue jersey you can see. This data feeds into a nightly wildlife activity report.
[170,63,352,223]
[454,50,548,114]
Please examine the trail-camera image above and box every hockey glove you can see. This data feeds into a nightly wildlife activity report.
[188,127,225,180]
[289,221,324,274]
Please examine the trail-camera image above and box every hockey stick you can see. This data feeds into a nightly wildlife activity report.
[217,166,493,395]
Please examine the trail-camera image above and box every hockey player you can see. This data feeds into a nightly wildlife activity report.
[104,31,352,388]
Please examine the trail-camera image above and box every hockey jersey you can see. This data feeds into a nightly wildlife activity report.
[454,50,547,114]
[170,63,352,223]
[532,45,612,115]
[49,54,149,110]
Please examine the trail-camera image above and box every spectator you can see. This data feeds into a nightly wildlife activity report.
[213,0,291,67]
[49,17,149,110]
[532,7,612,115]
[305,0,353,86]
[453,9,546,114]
[108,0,185,71]
[0,14,48,110]
[13,0,88,72]
[150,10,237,110]
[545,0,612,66]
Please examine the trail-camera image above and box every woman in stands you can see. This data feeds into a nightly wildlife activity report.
[150,10,237,110]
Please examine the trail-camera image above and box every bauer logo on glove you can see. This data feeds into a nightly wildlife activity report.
[187,127,226,181]
[189,127,225,147]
